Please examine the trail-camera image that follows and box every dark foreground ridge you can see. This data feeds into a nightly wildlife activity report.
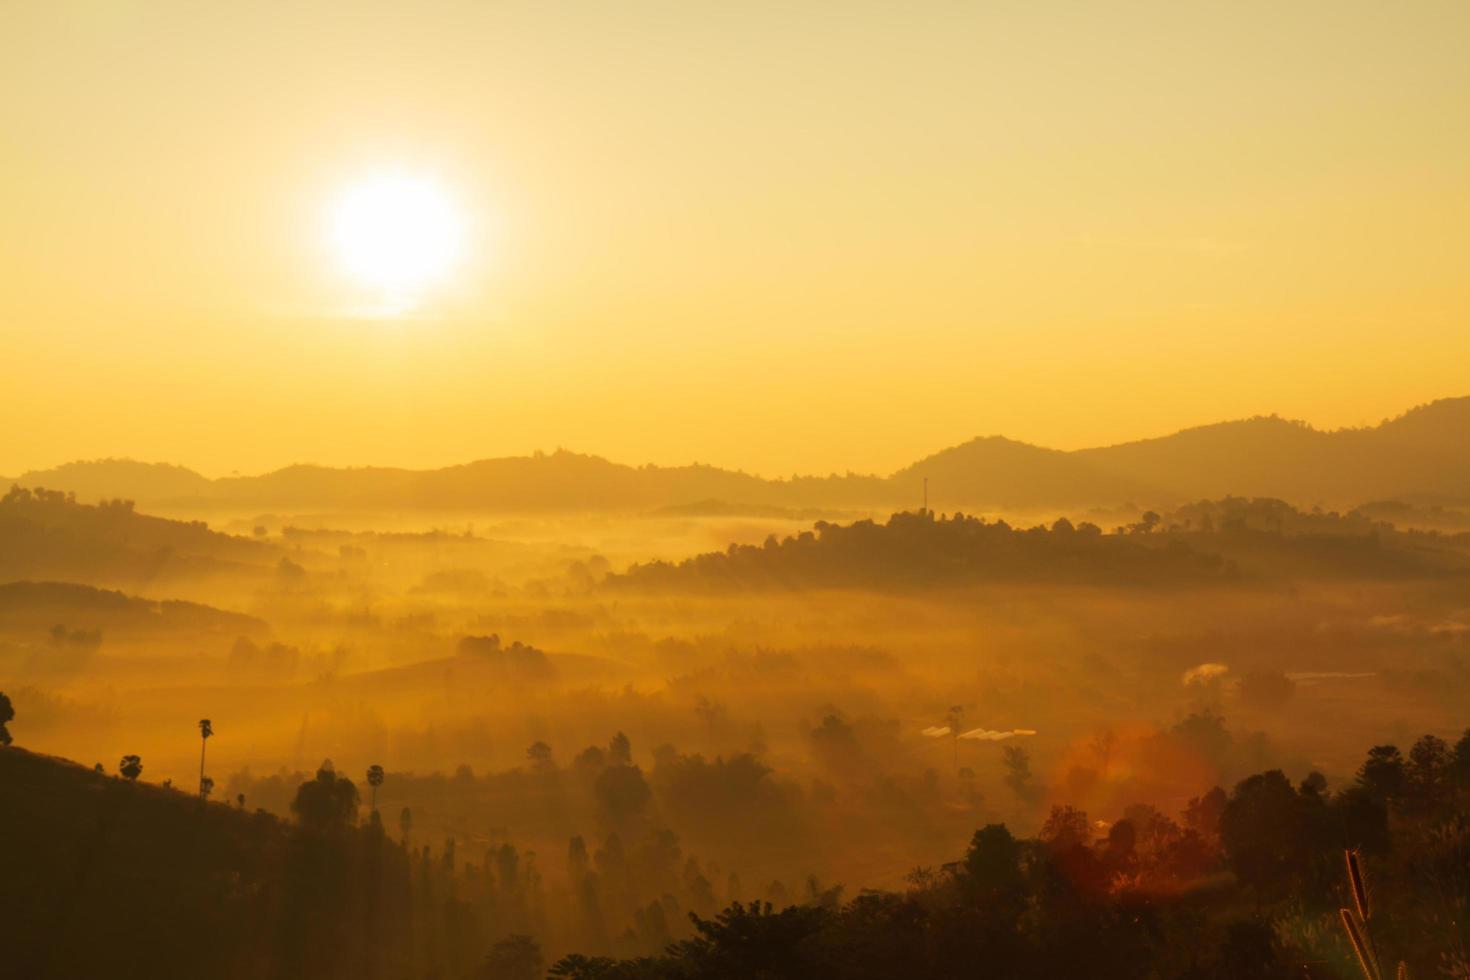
[4,725,1470,979]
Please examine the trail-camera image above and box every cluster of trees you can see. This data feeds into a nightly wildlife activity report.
[6,679,1470,978]
[611,500,1470,593]
[1154,496,1470,578]
[613,510,1233,592]
[547,729,1470,979]
[459,634,559,680]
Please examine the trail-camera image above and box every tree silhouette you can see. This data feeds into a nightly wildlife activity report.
[1220,770,1308,901]
[943,705,965,775]
[0,690,13,746]
[1002,744,1033,801]
[526,741,554,772]
[1358,745,1406,802]
[479,934,543,980]
[963,823,1025,914]
[366,764,384,812]
[197,718,213,798]
[608,731,632,766]
[291,760,360,831]
[119,755,143,781]
[593,763,651,827]
[399,806,413,844]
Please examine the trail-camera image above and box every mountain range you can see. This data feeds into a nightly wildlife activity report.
[6,397,1470,513]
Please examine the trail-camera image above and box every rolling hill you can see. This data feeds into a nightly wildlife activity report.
[0,485,280,587]
[0,581,265,635]
[8,397,1470,512]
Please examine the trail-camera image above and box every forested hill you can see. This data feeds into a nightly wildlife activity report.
[0,581,264,634]
[609,511,1234,591]
[0,747,420,980]
[5,724,1470,979]
[0,485,279,586]
[609,500,1470,592]
[8,396,1470,512]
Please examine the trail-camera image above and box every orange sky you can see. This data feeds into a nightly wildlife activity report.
[3,2,1468,478]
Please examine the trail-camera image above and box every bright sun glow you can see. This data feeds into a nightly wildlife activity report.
[328,173,464,312]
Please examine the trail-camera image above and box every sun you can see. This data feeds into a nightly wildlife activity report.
[328,173,464,312]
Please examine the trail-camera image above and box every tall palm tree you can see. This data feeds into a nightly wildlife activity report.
[944,705,965,776]
[198,718,213,797]
[367,764,385,813]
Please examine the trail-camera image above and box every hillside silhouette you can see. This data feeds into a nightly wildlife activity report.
[5,721,1470,979]
[0,581,263,635]
[0,747,420,980]
[611,510,1234,591]
[612,499,1470,593]
[0,485,278,587]
[9,397,1470,513]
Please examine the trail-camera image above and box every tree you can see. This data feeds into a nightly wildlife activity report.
[199,775,214,800]
[479,935,544,980]
[291,759,360,831]
[1357,745,1406,802]
[1002,745,1034,801]
[943,705,965,775]
[197,718,213,798]
[0,690,13,746]
[607,732,632,766]
[526,741,554,773]
[1220,770,1310,900]
[119,755,143,781]
[1172,710,1232,767]
[366,764,384,812]
[400,806,413,844]
[593,764,651,827]
[1039,804,1090,851]
[1405,734,1451,814]
[1452,728,1470,788]
[665,901,829,978]
[963,823,1024,913]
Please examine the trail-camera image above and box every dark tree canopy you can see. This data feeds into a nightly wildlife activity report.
[291,760,360,831]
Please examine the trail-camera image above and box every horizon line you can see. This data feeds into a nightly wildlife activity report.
[4,394,1464,486]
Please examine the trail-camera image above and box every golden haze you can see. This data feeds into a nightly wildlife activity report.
[3,2,1469,476]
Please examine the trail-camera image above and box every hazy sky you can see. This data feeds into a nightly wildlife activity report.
[4,2,1468,478]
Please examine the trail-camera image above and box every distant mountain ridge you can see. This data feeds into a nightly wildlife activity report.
[7,397,1470,512]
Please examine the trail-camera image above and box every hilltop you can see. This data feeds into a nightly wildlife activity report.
[0,485,279,588]
[0,746,417,980]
